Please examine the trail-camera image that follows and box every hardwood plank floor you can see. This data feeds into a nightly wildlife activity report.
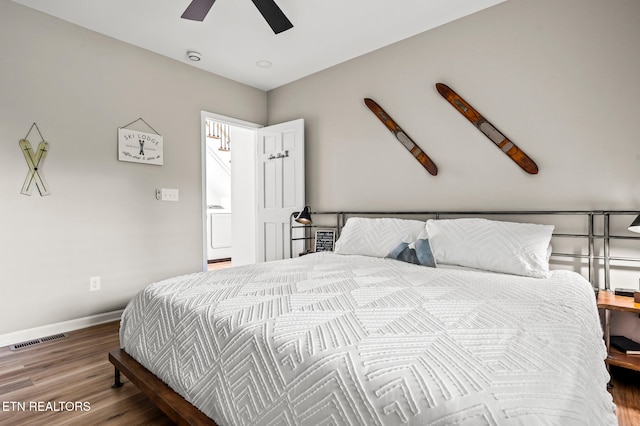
[610,366,640,425]
[207,260,231,271]
[0,320,638,425]
[0,322,173,425]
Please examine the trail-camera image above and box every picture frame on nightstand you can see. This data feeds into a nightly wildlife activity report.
[314,230,335,252]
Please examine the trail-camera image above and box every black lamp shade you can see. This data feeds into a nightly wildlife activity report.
[629,214,640,233]
[295,206,312,225]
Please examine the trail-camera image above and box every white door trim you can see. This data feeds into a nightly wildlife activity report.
[200,111,262,272]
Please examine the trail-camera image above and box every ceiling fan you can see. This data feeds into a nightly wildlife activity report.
[181,0,293,34]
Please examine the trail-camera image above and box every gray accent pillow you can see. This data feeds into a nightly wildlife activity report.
[386,236,437,268]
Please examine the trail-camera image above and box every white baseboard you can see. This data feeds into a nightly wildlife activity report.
[0,310,124,348]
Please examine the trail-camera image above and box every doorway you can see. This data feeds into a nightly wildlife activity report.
[201,111,260,272]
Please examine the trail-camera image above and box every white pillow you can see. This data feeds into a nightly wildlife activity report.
[425,218,554,278]
[335,217,426,258]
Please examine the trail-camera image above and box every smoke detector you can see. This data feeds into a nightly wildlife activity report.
[187,51,202,62]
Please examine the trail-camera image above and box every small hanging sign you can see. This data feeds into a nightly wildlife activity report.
[117,118,163,165]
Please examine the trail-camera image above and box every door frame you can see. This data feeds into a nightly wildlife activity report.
[200,111,262,272]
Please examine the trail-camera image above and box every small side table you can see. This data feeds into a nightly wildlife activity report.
[597,290,640,371]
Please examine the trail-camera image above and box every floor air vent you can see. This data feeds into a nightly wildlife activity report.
[9,333,67,351]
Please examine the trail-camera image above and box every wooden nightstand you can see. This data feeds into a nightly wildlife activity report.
[597,290,640,371]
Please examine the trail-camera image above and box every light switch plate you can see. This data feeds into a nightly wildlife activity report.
[156,188,179,201]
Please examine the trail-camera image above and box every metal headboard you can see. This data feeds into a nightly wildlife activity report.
[290,210,640,290]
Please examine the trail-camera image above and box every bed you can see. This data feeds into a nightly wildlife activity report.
[110,212,626,426]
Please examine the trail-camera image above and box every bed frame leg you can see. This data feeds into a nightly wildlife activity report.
[111,367,123,388]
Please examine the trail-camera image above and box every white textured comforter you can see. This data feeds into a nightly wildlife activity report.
[120,252,617,426]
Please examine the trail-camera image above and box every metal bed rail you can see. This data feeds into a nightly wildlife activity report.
[290,210,640,290]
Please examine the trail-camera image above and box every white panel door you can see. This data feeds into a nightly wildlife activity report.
[256,119,304,262]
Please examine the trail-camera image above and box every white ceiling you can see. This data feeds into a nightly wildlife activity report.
[12,0,505,91]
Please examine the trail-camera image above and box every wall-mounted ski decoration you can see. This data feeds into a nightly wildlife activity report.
[364,98,438,176]
[435,83,538,175]
[19,123,50,196]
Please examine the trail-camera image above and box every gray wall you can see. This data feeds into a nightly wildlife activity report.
[268,0,640,212]
[0,1,266,334]
[3,0,640,336]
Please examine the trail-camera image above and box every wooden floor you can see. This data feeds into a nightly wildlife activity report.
[1,320,639,425]
[207,260,231,271]
[0,322,173,425]
[610,366,640,426]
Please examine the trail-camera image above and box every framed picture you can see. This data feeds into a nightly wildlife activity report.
[314,229,335,252]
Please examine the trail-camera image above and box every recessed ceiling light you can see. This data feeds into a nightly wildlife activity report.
[256,60,272,68]
[187,51,202,61]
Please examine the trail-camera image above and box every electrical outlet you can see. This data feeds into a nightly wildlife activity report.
[89,276,101,292]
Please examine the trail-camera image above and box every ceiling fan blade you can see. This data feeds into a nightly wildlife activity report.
[181,0,216,21]
[250,0,293,34]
